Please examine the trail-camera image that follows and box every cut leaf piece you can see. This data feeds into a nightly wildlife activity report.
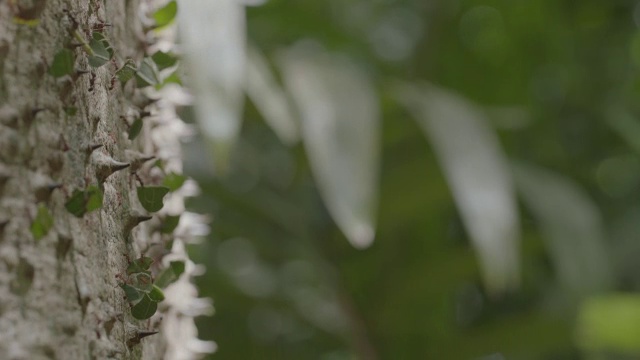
[513,162,612,297]
[87,33,111,68]
[153,268,176,289]
[277,43,380,249]
[131,294,158,320]
[131,272,153,292]
[49,49,75,78]
[151,51,178,70]
[137,186,170,212]
[30,204,53,241]
[394,82,520,294]
[169,260,185,278]
[148,285,165,302]
[116,59,137,84]
[162,172,186,191]
[85,186,103,212]
[153,0,177,28]
[92,32,113,58]
[65,186,104,218]
[154,260,185,288]
[120,283,143,303]
[126,257,154,275]
[160,215,180,234]
[64,107,78,116]
[135,58,159,87]
[128,118,143,140]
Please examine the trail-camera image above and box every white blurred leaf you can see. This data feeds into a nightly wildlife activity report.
[277,42,380,249]
[394,82,520,294]
[246,46,299,145]
[513,162,612,296]
[177,0,246,174]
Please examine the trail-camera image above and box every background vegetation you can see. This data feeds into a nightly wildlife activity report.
[182,0,640,358]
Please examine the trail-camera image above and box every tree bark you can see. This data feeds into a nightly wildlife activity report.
[0,1,206,359]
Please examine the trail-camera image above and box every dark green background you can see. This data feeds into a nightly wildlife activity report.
[185,0,640,358]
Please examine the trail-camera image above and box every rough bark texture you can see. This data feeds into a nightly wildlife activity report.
[0,1,190,359]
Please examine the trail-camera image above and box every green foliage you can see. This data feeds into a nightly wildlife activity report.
[160,215,180,234]
[64,186,103,218]
[154,260,185,288]
[128,118,143,140]
[87,32,111,68]
[126,256,154,274]
[120,283,144,303]
[152,51,178,70]
[116,59,137,84]
[131,294,158,320]
[148,285,165,302]
[30,204,53,241]
[162,172,186,191]
[135,58,160,87]
[49,49,75,78]
[137,186,170,212]
[153,1,178,29]
[63,107,77,116]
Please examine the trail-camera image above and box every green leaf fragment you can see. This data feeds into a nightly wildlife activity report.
[64,107,78,116]
[148,285,165,302]
[116,59,137,84]
[153,1,178,28]
[65,186,103,217]
[49,49,75,78]
[92,32,113,58]
[30,204,53,241]
[85,185,103,212]
[127,256,154,274]
[87,33,111,68]
[162,172,186,191]
[131,294,158,320]
[128,118,143,140]
[154,260,185,288]
[160,215,180,234]
[137,186,170,212]
[151,51,178,70]
[135,58,159,87]
[153,268,175,289]
[170,260,185,278]
[131,272,154,292]
[120,283,144,303]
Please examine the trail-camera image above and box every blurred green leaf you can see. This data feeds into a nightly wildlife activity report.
[65,186,103,218]
[153,1,177,28]
[152,51,178,70]
[160,215,180,234]
[577,294,640,354]
[116,59,137,84]
[137,186,170,212]
[136,58,160,87]
[30,204,53,241]
[128,118,143,140]
[131,294,158,320]
[87,33,111,68]
[162,172,186,191]
[49,49,75,78]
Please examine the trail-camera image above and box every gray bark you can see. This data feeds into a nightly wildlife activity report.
[0,1,201,359]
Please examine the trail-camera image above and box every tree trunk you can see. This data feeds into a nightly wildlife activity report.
[0,1,210,359]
